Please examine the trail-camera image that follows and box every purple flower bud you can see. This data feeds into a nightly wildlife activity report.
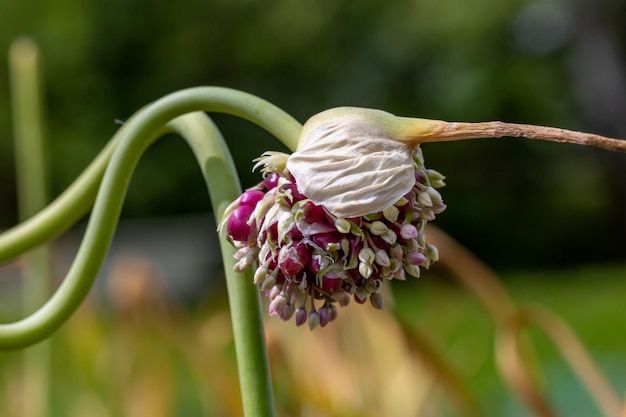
[406,251,427,266]
[400,224,418,240]
[295,307,307,326]
[328,303,338,322]
[279,303,295,321]
[227,205,255,242]
[238,189,265,207]
[318,305,331,327]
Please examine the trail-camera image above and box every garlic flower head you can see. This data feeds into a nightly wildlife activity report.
[287,107,443,218]
[218,107,447,329]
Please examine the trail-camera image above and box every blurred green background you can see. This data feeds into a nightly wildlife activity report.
[0,0,624,268]
[1,0,625,416]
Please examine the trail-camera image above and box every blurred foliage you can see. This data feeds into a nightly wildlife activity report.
[1,0,625,268]
[1,263,624,416]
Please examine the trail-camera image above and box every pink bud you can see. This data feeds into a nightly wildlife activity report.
[406,251,427,266]
[263,173,280,190]
[400,224,418,240]
[278,243,310,276]
[295,308,307,326]
[279,303,295,321]
[238,189,265,207]
[318,305,331,327]
[300,201,328,224]
[227,205,255,242]
[312,232,341,251]
[283,182,307,201]
[321,276,343,293]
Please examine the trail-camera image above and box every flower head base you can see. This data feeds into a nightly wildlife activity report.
[219,132,446,328]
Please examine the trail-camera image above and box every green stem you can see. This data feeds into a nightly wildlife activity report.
[0,87,300,417]
[169,112,276,417]
[10,36,51,417]
[0,113,162,265]
[0,87,300,264]
[0,86,301,348]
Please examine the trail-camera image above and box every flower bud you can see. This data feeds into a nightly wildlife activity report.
[260,274,276,291]
[359,262,373,279]
[318,305,331,327]
[400,224,418,240]
[278,243,310,276]
[369,221,388,236]
[238,189,265,207]
[279,303,295,321]
[253,266,268,285]
[358,247,375,264]
[328,303,338,322]
[381,229,397,245]
[312,232,342,252]
[383,205,399,223]
[295,307,307,327]
[370,293,385,310]
[406,251,427,266]
[226,205,255,242]
[269,294,287,316]
[426,243,439,262]
[332,291,351,307]
[405,264,421,278]
[308,311,320,330]
[334,218,351,234]
[417,191,433,207]
[426,169,446,188]
[322,276,343,293]
[262,172,280,190]
[374,250,391,267]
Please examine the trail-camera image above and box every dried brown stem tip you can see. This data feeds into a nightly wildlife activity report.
[405,119,626,153]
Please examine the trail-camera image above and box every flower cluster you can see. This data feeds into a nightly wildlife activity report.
[219,148,445,329]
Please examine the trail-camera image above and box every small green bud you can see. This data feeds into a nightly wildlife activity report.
[426,169,446,188]
[417,192,433,207]
[358,247,376,264]
[308,311,320,330]
[359,262,373,279]
[394,196,409,207]
[383,205,399,223]
[335,218,351,234]
[375,250,391,267]
[405,264,421,278]
[369,221,388,236]
[382,229,397,245]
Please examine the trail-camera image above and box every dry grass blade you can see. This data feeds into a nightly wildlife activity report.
[496,308,622,417]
